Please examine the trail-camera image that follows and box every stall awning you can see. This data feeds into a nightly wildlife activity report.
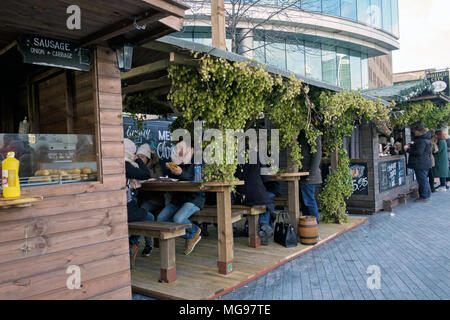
[0,0,189,48]
[361,79,436,104]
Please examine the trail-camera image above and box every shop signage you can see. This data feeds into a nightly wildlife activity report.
[18,34,91,71]
[379,159,406,193]
[123,117,175,161]
[426,70,449,96]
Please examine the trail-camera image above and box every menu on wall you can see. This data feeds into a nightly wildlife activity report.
[379,159,406,193]
[321,162,369,196]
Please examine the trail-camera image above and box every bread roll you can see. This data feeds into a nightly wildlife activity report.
[34,170,42,176]
[41,170,50,176]
[81,167,92,174]
[69,168,81,174]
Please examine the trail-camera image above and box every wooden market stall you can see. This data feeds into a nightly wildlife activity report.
[0,0,188,300]
[340,79,448,214]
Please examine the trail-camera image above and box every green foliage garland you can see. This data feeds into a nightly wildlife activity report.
[318,149,353,224]
[391,101,450,129]
[267,75,321,169]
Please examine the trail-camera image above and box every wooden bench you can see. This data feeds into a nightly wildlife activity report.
[128,221,191,283]
[382,188,419,212]
[190,207,245,224]
[200,204,267,248]
[273,197,288,207]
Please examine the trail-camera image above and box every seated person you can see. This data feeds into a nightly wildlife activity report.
[135,143,166,257]
[157,140,205,255]
[124,138,154,268]
[235,162,275,246]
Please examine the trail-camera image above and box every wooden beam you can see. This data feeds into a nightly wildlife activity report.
[140,0,189,18]
[141,41,176,53]
[0,40,17,56]
[158,15,184,31]
[211,0,226,49]
[122,76,170,94]
[169,52,198,67]
[65,71,75,134]
[81,11,168,46]
[121,59,169,81]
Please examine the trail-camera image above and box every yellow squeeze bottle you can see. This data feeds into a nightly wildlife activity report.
[2,152,21,199]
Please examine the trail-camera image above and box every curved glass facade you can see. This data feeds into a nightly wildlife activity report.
[237,0,399,38]
[254,32,370,89]
[174,27,370,89]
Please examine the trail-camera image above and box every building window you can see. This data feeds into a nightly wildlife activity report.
[286,41,306,76]
[369,0,383,29]
[341,0,357,20]
[305,41,322,81]
[322,0,340,16]
[322,44,337,85]
[357,0,371,25]
[350,51,362,90]
[301,0,322,12]
[337,47,351,89]
[382,0,393,33]
[392,0,400,37]
[266,41,286,70]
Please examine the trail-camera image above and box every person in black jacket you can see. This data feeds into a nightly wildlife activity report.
[157,140,205,255]
[404,124,432,202]
[124,139,154,268]
[235,162,275,246]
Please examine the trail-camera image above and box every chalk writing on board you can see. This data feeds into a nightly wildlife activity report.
[379,159,406,193]
[350,164,369,195]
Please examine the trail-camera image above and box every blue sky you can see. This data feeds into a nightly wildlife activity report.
[392,0,450,73]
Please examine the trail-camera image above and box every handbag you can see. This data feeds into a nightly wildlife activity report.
[274,211,298,248]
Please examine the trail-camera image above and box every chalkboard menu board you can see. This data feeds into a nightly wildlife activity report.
[123,117,174,160]
[349,163,369,195]
[379,159,406,193]
[321,162,369,196]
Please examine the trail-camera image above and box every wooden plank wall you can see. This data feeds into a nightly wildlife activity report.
[0,46,131,300]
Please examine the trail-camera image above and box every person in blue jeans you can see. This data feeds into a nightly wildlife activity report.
[404,123,432,201]
[157,140,205,255]
[298,130,322,224]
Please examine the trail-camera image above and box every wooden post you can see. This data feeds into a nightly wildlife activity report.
[216,189,234,275]
[247,215,260,248]
[287,146,301,233]
[211,0,226,50]
[331,147,339,170]
[65,71,75,134]
[159,238,176,283]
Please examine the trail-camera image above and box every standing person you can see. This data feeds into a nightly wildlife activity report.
[447,135,450,187]
[432,130,450,191]
[135,143,166,256]
[404,124,432,202]
[297,130,322,224]
[124,139,154,268]
[429,131,439,193]
[157,140,205,255]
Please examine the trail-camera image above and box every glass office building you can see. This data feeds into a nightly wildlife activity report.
[175,0,399,89]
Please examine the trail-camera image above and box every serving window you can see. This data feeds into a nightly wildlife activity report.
[0,46,98,187]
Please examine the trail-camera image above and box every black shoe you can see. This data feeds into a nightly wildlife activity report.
[200,223,209,237]
[141,245,153,257]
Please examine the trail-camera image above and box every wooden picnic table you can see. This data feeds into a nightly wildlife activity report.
[269,172,309,233]
[140,180,244,275]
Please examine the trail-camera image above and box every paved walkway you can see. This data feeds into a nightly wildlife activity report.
[220,191,450,300]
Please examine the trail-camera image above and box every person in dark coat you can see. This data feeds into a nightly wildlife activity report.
[404,124,432,202]
[157,141,205,256]
[297,130,322,224]
[124,139,154,268]
[235,162,275,246]
[432,130,449,191]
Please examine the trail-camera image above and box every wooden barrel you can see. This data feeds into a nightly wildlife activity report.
[298,216,319,245]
